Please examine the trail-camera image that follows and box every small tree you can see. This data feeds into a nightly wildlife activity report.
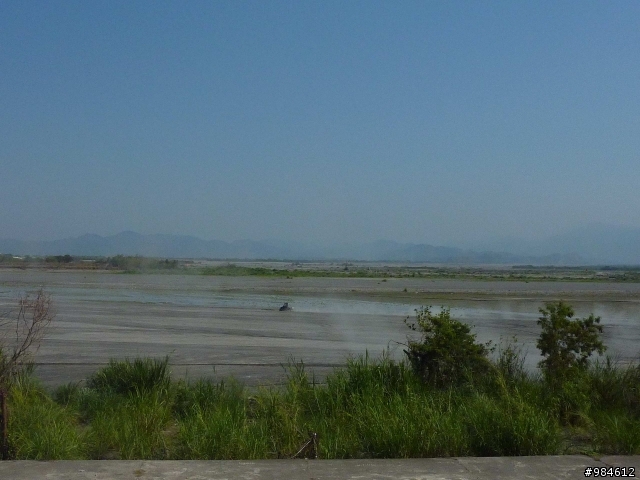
[0,289,55,388]
[404,306,492,387]
[536,301,605,385]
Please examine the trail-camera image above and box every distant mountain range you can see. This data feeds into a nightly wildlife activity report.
[1,224,638,265]
[479,224,640,265]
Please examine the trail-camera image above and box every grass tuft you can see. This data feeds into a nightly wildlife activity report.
[86,356,171,396]
[8,379,84,459]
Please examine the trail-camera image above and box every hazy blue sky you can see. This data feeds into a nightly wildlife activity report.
[1,1,639,246]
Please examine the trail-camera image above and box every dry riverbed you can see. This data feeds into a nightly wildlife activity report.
[0,269,639,387]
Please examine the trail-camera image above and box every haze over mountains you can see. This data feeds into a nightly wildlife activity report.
[1,224,638,265]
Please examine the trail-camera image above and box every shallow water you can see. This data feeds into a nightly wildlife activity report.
[2,281,638,320]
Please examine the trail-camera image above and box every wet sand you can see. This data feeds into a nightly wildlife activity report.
[0,270,638,387]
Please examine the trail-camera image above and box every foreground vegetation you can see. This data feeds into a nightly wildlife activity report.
[3,301,639,460]
[4,353,639,460]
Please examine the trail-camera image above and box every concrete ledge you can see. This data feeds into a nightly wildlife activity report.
[0,456,638,480]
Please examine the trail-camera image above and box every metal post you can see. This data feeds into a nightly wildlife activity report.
[310,432,318,459]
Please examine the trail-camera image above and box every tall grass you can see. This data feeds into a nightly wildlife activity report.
[588,358,640,415]
[86,356,171,396]
[4,352,639,459]
[593,413,640,454]
[49,357,174,459]
[85,389,173,459]
[172,354,560,459]
[8,375,84,459]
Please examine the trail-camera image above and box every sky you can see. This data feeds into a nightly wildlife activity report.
[1,1,639,247]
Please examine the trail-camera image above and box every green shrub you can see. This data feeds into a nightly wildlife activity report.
[404,307,492,387]
[537,301,605,385]
[535,301,608,425]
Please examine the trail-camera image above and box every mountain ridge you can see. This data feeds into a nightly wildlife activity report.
[0,230,615,265]
[479,224,640,265]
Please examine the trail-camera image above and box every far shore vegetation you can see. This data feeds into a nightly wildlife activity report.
[1,253,640,282]
[1,298,639,460]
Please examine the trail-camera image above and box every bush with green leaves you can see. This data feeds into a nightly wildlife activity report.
[536,301,606,385]
[404,306,492,387]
